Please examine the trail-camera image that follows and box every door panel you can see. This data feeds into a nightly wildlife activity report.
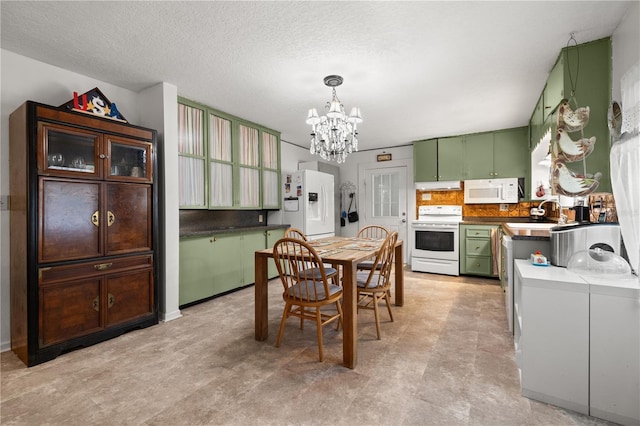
[39,178,102,263]
[105,268,154,327]
[40,279,102,346]
[363,165,408,255]
[106,183,152,255]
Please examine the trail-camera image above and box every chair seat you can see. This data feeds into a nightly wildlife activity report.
[300,267,338,280]
[356,271,384,289]
[356,260,381,271]
[286,280,342,301]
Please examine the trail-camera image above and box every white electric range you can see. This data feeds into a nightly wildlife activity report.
[411,205,463,276]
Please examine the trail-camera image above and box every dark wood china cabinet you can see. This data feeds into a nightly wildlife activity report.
[9,101,159,366]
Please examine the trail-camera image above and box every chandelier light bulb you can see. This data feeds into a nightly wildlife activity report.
[306,75,362,164]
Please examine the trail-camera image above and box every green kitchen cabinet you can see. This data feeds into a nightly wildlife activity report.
[413,138,438,182]
[179,228,286,306]
[178,98,281,210]
[462,127,529,180]
[527,37,612,194]
[438,136,465,181]
[241,230,267,286]
[544,55,565,119]
[266,228,285,279]
[462,133,495,179]
[459,224,499,277]
[493,127,528,179]
[179,234,243,306]
[529,94,545,151]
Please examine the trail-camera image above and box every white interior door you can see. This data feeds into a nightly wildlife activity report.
[362,165,408,259]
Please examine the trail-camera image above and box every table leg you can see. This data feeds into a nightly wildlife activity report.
[342,260,357,369]
[394,242,404,306]
[255,252,269,341]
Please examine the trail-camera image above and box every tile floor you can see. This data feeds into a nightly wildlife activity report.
[1,268,615,425]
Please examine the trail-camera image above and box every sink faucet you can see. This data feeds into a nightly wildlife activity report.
[538,199,568,225]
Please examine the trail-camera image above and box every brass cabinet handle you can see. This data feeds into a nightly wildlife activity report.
[107,211,115,227]
[99,153,108,159]
[94,262,113,270]
[108,293,115,308]
[91,211,99,227]
[92,296,100,311]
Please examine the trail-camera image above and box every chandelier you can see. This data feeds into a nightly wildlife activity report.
[306,75,362,163]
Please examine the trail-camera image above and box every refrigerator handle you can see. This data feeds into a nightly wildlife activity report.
[322,185,327,224]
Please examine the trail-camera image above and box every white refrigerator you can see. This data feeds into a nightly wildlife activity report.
[282,170,335,240]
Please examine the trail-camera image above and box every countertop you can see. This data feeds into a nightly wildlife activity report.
[180,224,290,238]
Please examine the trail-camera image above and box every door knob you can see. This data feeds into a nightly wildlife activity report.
[401,219,406,223]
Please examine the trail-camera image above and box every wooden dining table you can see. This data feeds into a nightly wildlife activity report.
[254,236,404,369]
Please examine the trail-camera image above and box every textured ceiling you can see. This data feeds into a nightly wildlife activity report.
[1,1,634,151]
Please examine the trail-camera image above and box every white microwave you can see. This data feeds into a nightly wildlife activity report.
[464,178,519,204]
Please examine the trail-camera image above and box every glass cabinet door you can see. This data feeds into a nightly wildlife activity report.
[38,122,101,178]
[209,113,233,208]
[106,136,153,183]
[261,131,279,208]
[237,124,260,208]
[178,104,206,208]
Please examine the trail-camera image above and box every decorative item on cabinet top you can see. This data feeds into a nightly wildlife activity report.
[59,87,127,122]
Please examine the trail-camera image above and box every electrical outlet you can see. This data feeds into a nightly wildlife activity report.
[258,214,263,223]
[0,195,8,210]
[500,203,508,212]
[421,193,431,201]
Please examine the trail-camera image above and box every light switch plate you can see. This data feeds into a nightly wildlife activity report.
[421,193,431,201]
[258,214,263,223]
[500,203,508,212]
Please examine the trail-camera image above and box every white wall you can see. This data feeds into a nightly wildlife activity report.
[611,1,640,104]
[0,50,181,351]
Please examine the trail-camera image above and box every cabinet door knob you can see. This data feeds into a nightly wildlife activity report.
[107,211,115,227]
[108,293,115,308]
[92,296,100,311]
[99,153,108,159]
[91,211,99,227]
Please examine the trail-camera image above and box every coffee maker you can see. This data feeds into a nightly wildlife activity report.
[572,204,591,223]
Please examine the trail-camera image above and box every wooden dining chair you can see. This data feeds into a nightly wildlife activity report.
[356,231,398,340]
[272,237,344,362]
[283,227,306,240]
[356,225,390,271]
[283,227,339,284]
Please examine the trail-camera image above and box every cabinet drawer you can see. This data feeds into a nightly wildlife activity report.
[465,228,492,238]
[39,255,153,285]
[465,238,491,256]
[465,256,492,275]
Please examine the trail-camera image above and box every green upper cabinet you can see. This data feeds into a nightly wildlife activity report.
[413,128,528,182]
[544,55,565,119]
[528,37,612,194]
[178,98,281,209]
[493,127,528,178]
[462,133,494,179]
[463,129,527,180]
[178,103,207,208]
[529,94,545,151]
[413,138,438,181]
[438,136,465,181]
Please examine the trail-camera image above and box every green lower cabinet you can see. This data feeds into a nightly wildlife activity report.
[179,228,287,306]
[266,229,285,279]
[459,225,499,277]
[179,234,243,306]
[241,231,267,286]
